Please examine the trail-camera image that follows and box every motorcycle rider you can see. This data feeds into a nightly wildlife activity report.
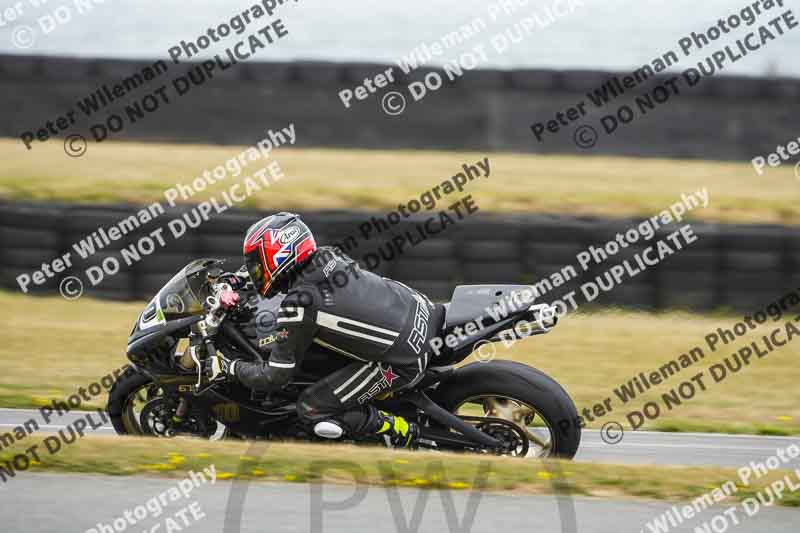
[206,212,444,447]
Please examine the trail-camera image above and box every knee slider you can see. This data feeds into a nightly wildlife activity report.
[313,420,344,439]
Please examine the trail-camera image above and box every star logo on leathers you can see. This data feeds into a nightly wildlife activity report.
[380,365,398,387]
[356,364,400,405]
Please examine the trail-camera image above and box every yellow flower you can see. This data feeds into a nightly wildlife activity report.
[776,416,793,422]
[195,453,211,459]
[448,481,470,489]
[217,472,236,480]
[167,455,185,464]
[144,463,176,471]
[32,397,50,406]
[284,474,297,481]
[251,469,266,476]
[537,471,553,480]
[412,478,430,486]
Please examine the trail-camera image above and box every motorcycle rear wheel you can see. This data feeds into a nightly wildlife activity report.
[431,360,581,459]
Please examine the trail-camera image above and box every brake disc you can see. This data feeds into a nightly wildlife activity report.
[462,416,530,456]
[139,398,218,438]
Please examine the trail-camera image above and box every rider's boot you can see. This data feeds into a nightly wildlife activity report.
[373,409,420,447]
[314,406,420,447]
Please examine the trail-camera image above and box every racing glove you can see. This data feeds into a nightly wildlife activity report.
[203,352,239,382]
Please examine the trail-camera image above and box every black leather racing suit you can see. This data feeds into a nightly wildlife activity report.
[232,246,445,436]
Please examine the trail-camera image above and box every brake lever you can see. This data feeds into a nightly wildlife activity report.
[189,345,203,389]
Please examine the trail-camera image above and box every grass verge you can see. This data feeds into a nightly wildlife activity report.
[2,436,799,507]
[1,138,799,224]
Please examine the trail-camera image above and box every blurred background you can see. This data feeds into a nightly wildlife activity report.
[1,0,798,74]
[0,0,798,435]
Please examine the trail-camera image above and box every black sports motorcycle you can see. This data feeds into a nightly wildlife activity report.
[108,258,581,459]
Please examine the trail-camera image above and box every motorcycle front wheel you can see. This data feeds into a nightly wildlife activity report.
[107,368,223,439]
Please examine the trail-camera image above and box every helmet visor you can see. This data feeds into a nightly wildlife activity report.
[244,248,270,295]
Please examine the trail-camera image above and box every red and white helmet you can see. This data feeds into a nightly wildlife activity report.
[243,213,317,295]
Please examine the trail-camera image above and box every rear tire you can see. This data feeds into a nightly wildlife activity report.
[431,360,581,459]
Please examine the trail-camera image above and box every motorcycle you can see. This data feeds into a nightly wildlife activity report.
[108,258,581,459]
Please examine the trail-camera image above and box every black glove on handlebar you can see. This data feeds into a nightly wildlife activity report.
[203,351,238,382]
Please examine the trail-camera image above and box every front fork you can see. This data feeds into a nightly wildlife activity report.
[171,396,190,424]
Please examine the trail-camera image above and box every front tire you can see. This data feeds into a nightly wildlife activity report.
[107,367,222,438]
[107,367,153,435]
[431,360,581,459]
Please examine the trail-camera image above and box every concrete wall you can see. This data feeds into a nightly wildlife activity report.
[2,54,799,160]
[2,201,797,312]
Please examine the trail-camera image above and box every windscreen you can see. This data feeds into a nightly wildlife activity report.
[138,259,222,330]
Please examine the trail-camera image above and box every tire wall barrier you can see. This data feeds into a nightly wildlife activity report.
[2,201,797,312]
[2,55,800,160]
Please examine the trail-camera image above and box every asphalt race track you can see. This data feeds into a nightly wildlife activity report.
[3,473,798,533]
[1,408,797,467]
